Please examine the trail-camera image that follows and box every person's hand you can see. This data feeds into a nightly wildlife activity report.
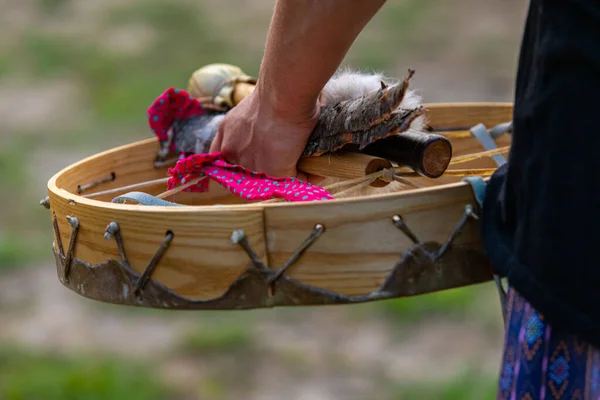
[209,88,320,181]
[208,0,387,182]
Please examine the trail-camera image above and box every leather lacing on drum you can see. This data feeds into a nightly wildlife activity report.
[44,120,512,321]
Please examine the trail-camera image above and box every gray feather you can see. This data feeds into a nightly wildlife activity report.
[172,113,225,154]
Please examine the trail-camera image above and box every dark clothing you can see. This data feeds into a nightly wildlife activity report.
[481,0,600,348]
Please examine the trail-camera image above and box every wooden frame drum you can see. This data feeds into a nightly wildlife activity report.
[43,102,512,310]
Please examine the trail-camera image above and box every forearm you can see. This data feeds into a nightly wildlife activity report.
[256,0,387,120]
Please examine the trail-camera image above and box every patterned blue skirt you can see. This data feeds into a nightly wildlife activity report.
[497,287,600,399]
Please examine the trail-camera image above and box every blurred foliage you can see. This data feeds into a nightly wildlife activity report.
[348,282,499,328]
[14,1,244,129]
[0,234,41,268]
[391,367,499,399]
[180,320,253,354]
[0,346,175,400]
[0,137,29,191]
[377,285,478,321]
[37,0,70,14]
[0,135,52,268]
[342,0,438,70]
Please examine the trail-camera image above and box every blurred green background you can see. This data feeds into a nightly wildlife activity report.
[0,0,526,398]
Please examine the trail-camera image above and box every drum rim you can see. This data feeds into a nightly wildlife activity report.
[47,101,511,213]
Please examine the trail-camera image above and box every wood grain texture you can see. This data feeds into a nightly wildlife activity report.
[49,190,266,300]
[49,140,265,300]
[58,139,245,205]
[297,152,392,185]
[427,103,512,170]
[46,102,513,301]
[263,182,482,295]
[425,102,512,129]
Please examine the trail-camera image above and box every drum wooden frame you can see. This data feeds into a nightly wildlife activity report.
[43,102,512,310]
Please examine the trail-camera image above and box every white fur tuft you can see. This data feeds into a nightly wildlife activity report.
[320,67,425,131]
[320,67,388,105]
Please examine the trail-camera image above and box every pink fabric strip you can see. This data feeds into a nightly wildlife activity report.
[168,153,334,202]
[147,87,206,151]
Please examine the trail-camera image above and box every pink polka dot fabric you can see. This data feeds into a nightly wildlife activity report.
[167,153,334,202]
[147,87,334,202]
[147,87,206,152]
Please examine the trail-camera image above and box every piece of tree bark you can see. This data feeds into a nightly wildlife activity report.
[303,106,425,156]
[302,69,423,156]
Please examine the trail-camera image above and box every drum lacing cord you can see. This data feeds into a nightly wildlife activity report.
[322,167,420,199]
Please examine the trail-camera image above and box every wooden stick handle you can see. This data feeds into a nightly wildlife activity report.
[297,152,393,187]
[347,131,453,178]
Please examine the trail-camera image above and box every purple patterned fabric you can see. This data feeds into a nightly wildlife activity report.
[497,287,600,399]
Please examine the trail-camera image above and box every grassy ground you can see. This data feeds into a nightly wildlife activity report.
[0,0,527,398]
